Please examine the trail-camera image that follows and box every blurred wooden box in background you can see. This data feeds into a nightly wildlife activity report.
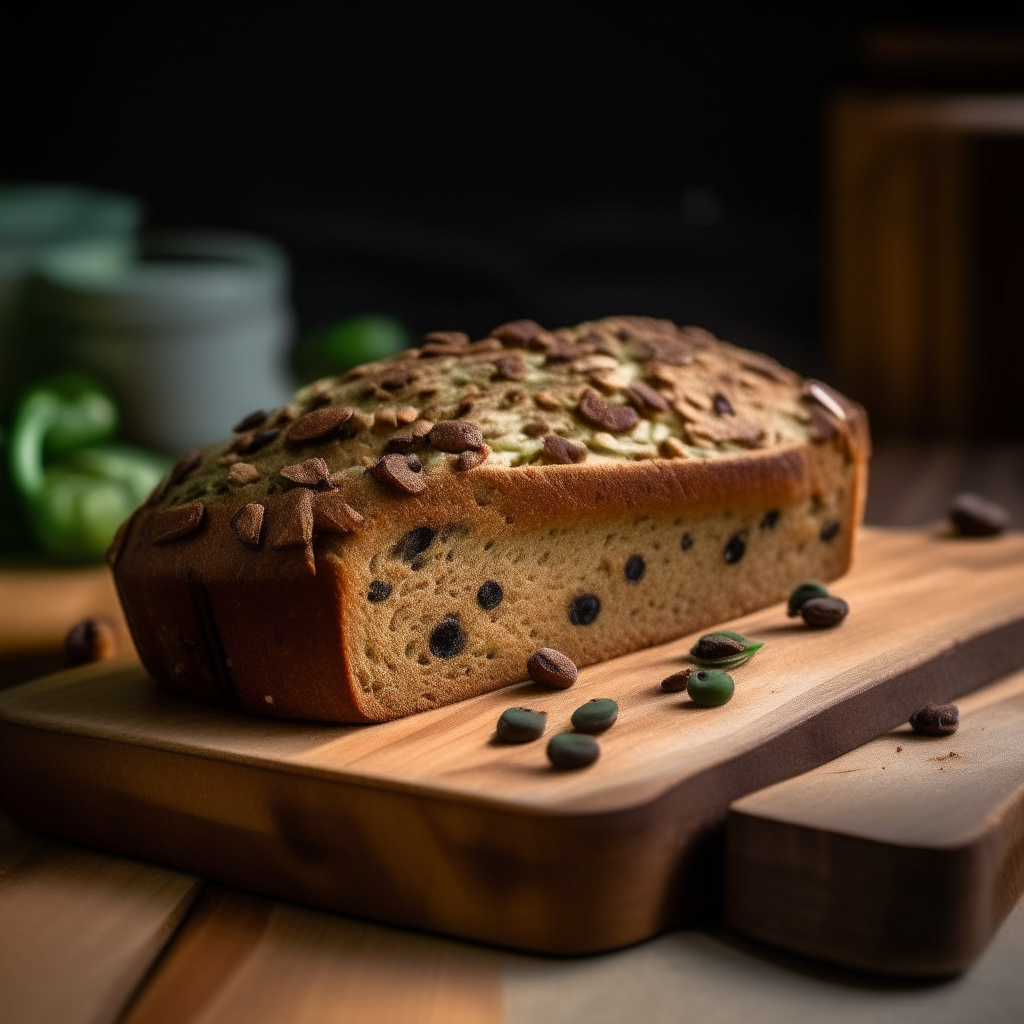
[829,34,1024,440]
[829,93,1024,439]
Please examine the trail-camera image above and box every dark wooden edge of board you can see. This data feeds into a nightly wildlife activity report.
[2,615,1023,955]
[722,805,1024,977]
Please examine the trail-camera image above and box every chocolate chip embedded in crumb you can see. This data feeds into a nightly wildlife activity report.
[307,383,333,407]
[660,667,693,692]
[371,454,427,495]
[568,594,601,626]
[273,404,299,424]
[578,388,639,433]
[312,490,364,534]
[626,381,669,413]
[429,615,466,658]
[527,647,578,688]
[231,503,265,547]
[723,532,747,564]
[385,433,418,453]
[624,554,646,582]
[542,434,587,465]
[233,409,267,432]
[760,509,780,530]
[477,580,504,609]
[411,419,434,440]
[226,462,260,486]
[820,520,840,542]
[713,393,734,416]
[170,448,204,483]
[910,702,959,737]
[428,420,485,453]
[457,445,491,471]
[368,581,392,603]
[680,532,694,551]
[810,405,840,442]
[522,420,549,438]
[268,488,314,549]
[280,457,333,489]
[494,354,531,381]
[949,492,1011,537]
[285,406,354,445]
[800,596,849,627]
[151,501,206,543]
[64,617,117,666]
[375,365,418,390]
[491,319,544,347]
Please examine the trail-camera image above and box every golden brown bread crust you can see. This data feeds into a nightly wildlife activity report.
[112,317,870,723]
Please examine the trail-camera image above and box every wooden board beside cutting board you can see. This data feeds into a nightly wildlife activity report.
[724,668,1024,976]
[0,528,1022,955]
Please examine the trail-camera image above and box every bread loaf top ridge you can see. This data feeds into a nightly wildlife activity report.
[111,316,868,569]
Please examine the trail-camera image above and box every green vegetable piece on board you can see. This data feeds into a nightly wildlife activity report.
[687,669,735,707]
[8,373,169,562]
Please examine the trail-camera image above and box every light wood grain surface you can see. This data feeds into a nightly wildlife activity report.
[1,528,1022,954]
[0,811,200,1024]
[724,667,1024,975]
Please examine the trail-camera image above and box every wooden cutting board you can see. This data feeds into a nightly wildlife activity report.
[724,668,1024,977]
[0,528,1022,955]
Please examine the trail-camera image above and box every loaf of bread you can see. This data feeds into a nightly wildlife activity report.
[111,316,870,722]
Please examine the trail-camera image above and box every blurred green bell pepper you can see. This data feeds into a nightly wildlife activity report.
[8,373,169,561]
[293,316,409,382]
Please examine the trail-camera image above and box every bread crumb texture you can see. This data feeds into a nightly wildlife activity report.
[115,317,869,722]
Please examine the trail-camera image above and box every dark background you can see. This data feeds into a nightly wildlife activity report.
[4,5,1022,377]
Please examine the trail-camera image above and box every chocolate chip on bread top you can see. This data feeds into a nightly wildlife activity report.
[111,316,870,722]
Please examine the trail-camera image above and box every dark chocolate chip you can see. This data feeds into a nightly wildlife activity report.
[820,520,841,542]
[494,355,531,381]
[368,581,392,603]
[723,533,747,564]
[395,526,436,562]
[787,581,830,616]
[227,462,261,486]
[690,634,746,660]
[542,434,587,465]
[246,429,280,454]
[527,647,578,688]
[457,445,491,471]
[491,319,544,347]
[268,489,314,549]
[571,698,618,734]
[626,381,669,413]
[497,707,547,742]
[371,453,427,494]
[151,501,206,543]
[230,503,265,547]
[285,406,353,445]
[800,596,849,628]
[411,553,426,571]
[660,667,693,692]
[624,554,646,582]
[712,393,734,416]
[680,532,694,552]
[279,457,332,489]
[429,616,466,658]
[577,388,639,433]
[170,448,204,483]
[423,330,470,348]
[428,420,485,453]
[376,365,418,390]
[477,581,504,610]
[910,702,959,737]
[568,594,601,626]
[233,409,267,432]
[547,733,600,769]
[760,509,780,530]
[312,491,364,534]
[949,492,1011,537]
[64,617,117,666]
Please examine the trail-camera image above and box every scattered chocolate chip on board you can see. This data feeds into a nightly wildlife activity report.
[64,618,117,666]
[910,703,959,737]
[948,492,1010,537]
[528,648,578,689]
[547,733,601,769]
[112,316,870,723]
[800,596,849,628]
[496,708,547,743]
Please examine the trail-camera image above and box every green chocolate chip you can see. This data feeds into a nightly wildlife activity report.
[547,732,601,769]
[687,669,735,707]
[570,698,619,734]
[787,581,830,617]
[496,707,547,742]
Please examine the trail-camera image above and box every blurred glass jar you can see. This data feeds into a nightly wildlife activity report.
[23,231,294,454]
[0,184,141,405]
